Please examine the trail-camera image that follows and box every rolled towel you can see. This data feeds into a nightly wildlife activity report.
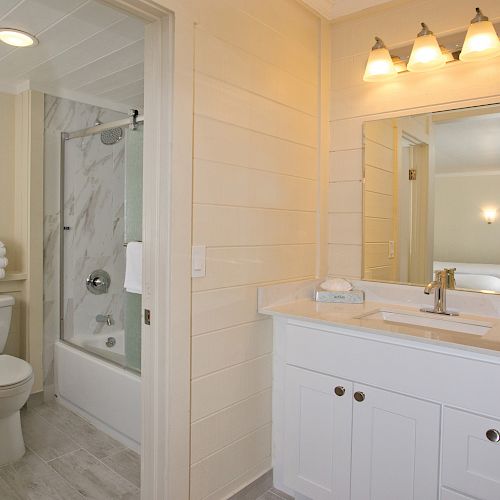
[0,247,5,258]
[320,277,353,292]
[0,268,5,280]
[0,257,8,269]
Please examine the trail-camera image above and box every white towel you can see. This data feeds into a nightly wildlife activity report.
[0,257,8,269]
[124,242,142,294]
[0,247,5,258]
[0,269,5,280]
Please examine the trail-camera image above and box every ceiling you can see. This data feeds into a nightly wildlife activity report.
[434,112,500,175]
[301,0,394,20]
[0,0,146,112]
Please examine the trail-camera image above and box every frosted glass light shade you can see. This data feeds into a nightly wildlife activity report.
[460,20,500,61]
[363,47,397,82]
[407,33,446,72]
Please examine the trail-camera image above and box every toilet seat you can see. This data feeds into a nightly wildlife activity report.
[0,355,33,390]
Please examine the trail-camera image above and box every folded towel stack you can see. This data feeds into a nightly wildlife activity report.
[0,242,8,280]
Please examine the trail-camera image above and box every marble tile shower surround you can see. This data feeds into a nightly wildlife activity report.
[43,96,126,393]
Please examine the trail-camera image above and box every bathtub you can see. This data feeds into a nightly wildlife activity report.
[55,340,141,451]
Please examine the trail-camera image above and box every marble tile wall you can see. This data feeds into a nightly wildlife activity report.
[43,95,126,394]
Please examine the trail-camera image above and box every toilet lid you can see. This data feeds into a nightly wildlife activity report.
[0,355,33,387]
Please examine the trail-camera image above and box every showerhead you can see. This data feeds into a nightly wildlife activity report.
[100,127,123,145]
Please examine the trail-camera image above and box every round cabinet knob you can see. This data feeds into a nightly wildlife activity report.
[334,386,345,397]
[486,429,500,442]
[354,391,365,402]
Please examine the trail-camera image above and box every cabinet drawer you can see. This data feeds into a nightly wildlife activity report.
[442,407,500,499]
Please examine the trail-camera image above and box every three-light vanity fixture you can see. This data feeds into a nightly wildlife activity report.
[363,7,500,82]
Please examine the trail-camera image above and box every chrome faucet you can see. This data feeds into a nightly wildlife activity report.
[96,314,114,326]
[421,268,458,316]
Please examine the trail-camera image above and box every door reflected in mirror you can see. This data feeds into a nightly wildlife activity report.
[362,103,500,294]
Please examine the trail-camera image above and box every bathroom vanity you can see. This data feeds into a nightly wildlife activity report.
[260,282,500,500]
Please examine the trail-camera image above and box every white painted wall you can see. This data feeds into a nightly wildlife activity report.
[434,174,500,265]
[189,1,323,498]
[328,0,500,279]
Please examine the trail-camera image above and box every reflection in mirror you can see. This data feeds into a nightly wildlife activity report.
[362,103,500,293]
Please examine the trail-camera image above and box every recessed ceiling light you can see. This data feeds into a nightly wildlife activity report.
[0,28,38,47]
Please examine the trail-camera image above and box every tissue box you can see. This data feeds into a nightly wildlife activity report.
[314,288,365,304]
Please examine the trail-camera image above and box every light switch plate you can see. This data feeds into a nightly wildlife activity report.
[192,245,206,278]
[388,240,395,259]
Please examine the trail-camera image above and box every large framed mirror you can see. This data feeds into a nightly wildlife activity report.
[362,103,500,293]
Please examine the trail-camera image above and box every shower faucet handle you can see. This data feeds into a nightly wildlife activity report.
[96,314,113,326]
[86,269,111,295]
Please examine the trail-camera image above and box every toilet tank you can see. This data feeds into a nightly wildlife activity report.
[0,295,14,353]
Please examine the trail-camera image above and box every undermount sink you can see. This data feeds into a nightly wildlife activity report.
[355,308,493,336]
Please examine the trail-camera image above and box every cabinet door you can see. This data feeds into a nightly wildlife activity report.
[350,384,440,500]
[442,407,500,499]
[284,366,352,500]
[441,488,475,500]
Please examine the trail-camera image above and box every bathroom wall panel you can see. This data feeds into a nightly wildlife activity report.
[195,29,317,116]
[191,354,272,422]
[0,93,15,255]
[328,0,500,278]
[190,389,272,464]
[191,0,321,495]
[192,245,317,292]
[195,116,317,180]
[195,74,317,147]
[192,286,263,337]
[195,0,317,83]
[191,320,272,379]
[193,205,316,248]
[190,424,272,500]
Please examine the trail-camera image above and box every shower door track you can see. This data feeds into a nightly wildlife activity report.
[63,114,144,140]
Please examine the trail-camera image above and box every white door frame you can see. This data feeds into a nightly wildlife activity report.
[104,1,194,499]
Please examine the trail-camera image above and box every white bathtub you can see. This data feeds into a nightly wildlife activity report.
[55,340,141,451]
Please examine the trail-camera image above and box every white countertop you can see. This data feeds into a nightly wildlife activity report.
[260,298,500,354]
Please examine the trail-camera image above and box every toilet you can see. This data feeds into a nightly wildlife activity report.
[0,295,33,466]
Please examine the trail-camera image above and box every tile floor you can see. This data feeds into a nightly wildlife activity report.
[229,469,293,500]
[1,401,290,500]
[0,401,140,499]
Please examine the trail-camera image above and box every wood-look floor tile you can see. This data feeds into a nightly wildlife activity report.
[34,402,124,459]
[0,450,84,499]
[101,449,140,487]
[21,409,80,461]
[49,449,140,499]
[256,493,283,500]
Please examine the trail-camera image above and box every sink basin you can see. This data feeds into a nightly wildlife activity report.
[355,309,493,336]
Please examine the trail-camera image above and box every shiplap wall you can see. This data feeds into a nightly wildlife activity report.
[363,119,395,281]
[328,0,500,279]
[190,1,321,498]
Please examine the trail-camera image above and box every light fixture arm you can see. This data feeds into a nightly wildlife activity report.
[417,22,433,37]
[471,7,488,23]
[372,36,387,50]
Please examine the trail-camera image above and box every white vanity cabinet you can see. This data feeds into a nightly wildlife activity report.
[350,383,440,500]
[283,366,440,500]
[272,319,500,500]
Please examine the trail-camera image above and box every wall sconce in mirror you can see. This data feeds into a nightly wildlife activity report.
[363,7,500,82]
[483,209,497,224]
